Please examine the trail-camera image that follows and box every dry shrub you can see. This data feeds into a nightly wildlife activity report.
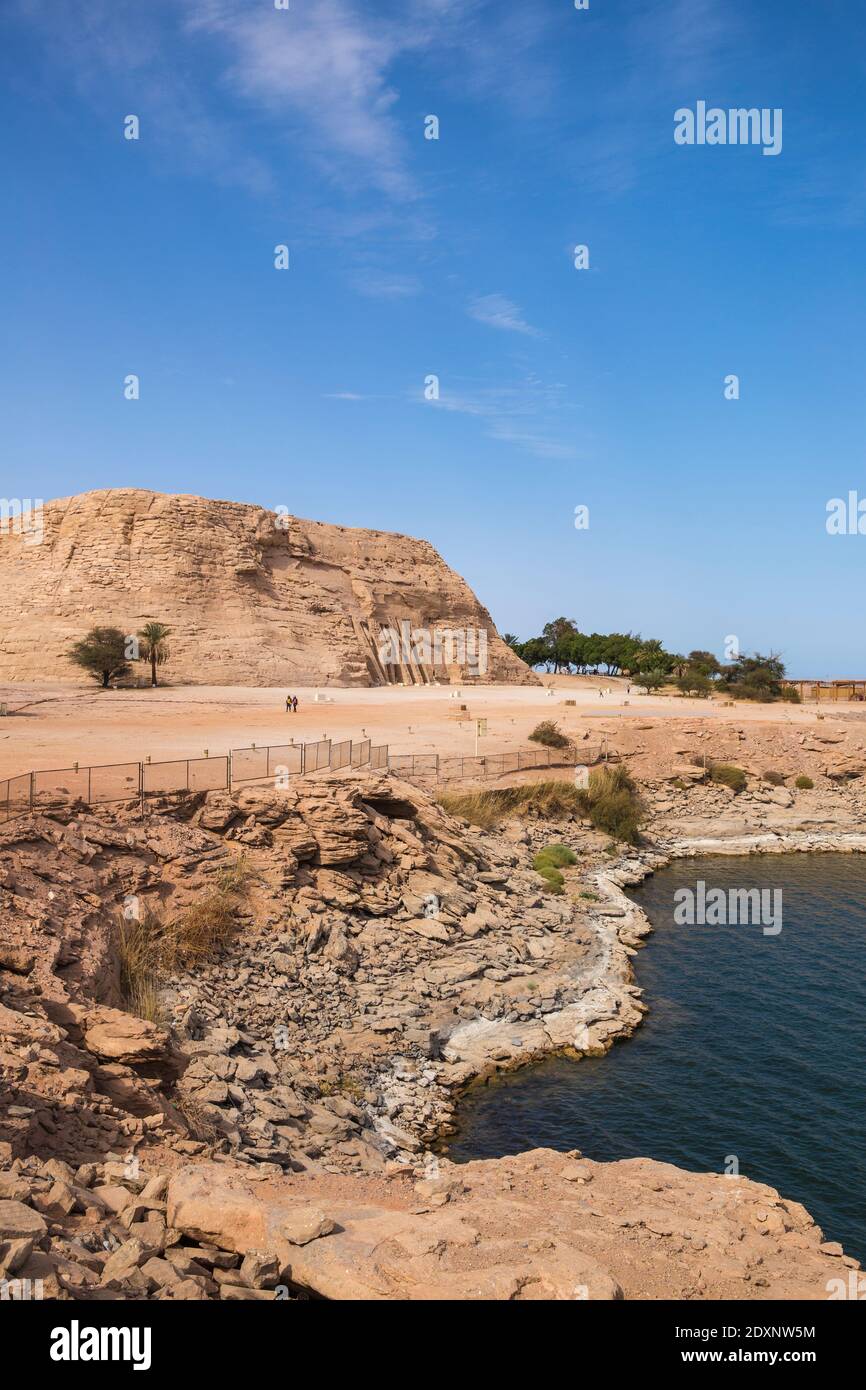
[438,780,586,829]
[440,770,643,844]
[529,720,570,749]
[709,763,747,793]
[117,908,163,1024]
[582,765,644,845]
[115,854,250,1015]
[174,1092,220,1143]
[160,887,239,972]
[215,853,252,894]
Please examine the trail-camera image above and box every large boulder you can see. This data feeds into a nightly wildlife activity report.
[82,1007,171,1065]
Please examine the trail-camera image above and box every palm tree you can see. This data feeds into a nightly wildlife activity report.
[137,621,171,687]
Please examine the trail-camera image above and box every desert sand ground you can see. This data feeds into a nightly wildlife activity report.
[0,673,863,783]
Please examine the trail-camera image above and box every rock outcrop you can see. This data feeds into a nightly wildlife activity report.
[0,489,536,687]
[1,770,862,1300]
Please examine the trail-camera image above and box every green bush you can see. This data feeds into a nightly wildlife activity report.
[536,865,565,894]
[710,763,747,793]
[579,765,644,845]
[762,770,786,786]
[795,774,814,790]
[529,720,570,749]
[532,844,576,893]
[533,844,578,870]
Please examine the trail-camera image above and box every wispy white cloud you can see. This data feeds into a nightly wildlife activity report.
[11,0,557,206]
[468,294,541,337]
[351,271,422,299]
[628,0,743,81]
[185,0,420,199]
[418,372,580,460]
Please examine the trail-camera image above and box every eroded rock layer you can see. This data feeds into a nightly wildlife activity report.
[0,490,535,686]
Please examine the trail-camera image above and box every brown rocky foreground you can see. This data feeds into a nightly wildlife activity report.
[1,769,862,1300]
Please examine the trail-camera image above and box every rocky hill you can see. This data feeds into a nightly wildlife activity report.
[0,490,535,687]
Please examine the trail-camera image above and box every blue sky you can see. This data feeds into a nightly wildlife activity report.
[2,0,866,677]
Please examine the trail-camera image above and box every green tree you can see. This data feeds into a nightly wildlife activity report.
[677,671,713,697]
[583,633,607,673]
[633,638,669,674]
[637,669,667,694]
[520,637,549,670]
[687,649,722,678]
[564,630,588,672]
[719,652,787,701]
[541,617,579,672]
[69,627,132,689]
[138,621,172,688]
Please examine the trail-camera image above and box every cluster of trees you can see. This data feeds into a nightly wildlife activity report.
[504,620,795,701]
[69,623,171,688]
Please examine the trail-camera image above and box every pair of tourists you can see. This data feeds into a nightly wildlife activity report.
[285,694,298,713]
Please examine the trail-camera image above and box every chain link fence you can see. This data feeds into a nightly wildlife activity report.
[388,744,605,782]
[0,735,386,823]
[0,736,608,824]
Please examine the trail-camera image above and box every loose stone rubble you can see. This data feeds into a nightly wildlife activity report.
[1,769,862,1299]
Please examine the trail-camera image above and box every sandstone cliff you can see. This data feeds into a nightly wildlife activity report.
[0,489,536,687]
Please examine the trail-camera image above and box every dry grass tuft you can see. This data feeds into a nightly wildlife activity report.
[117,908,164,1024]
[160,889,239,971]
[114,854,251,1016]
[439,768,644,845]
[174,1092,220,1142]
[438,780,586,829]
[583,765,644,845]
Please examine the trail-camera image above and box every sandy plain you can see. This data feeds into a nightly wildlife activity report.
[0,672,861,784]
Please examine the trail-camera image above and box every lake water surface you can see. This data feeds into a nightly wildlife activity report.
[447,853,866,1263]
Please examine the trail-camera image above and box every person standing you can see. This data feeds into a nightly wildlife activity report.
[285,694,292,713]
[292,695,298,713]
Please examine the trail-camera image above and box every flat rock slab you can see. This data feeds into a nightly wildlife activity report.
[165,1166,621,1300]
[0,1199,48,1242]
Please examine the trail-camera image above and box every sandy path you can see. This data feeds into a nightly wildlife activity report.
[0,675,856,781]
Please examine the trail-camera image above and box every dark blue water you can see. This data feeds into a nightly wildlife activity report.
[448,854,866,1262]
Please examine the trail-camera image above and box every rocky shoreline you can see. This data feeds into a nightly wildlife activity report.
[1,770,864,1299]
[416,826,866,1153]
